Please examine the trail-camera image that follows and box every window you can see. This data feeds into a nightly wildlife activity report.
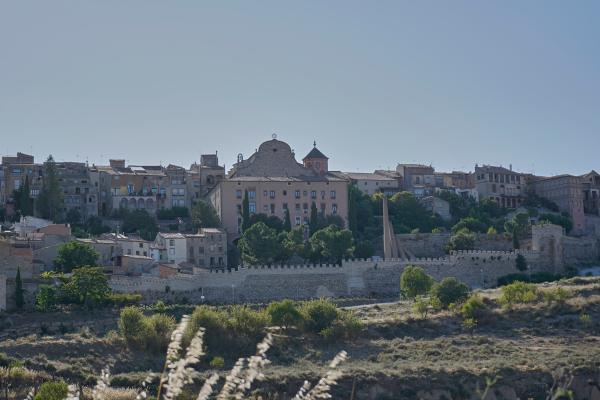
[311,190,316,199]
[199,246,204,254]
[332,204,338,214]
[263,190,268,197]
[169,248,175,255]
[14,179,21,190]
[330,190,336,199]
[320,203,326,212]
[295,216,301,225]
[303,190,307,197]
[249,202,256,213]
[249,190,256,199]
[139,243,143,248]
[236,190,242,199]
[172,199,185,207]
[127,249,132,255]
[127,184,135,194]
[269,190,275,199]
[295,203,300,211]
[321,191,326,199]
[283,203,288,210]
[169,239,175,246]
[30,189,39,196]
[172,188,185,196]
[294,190,301,199]
[270,204,275,214]
[283,190,287,196]
[135,251,140,256]
[111,188,119,196]
[263,204,269,212]
[303,203,308,211]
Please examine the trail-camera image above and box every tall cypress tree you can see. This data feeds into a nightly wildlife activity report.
[19,175,32,216]
[348,184,358,236]
[283,208,292,232]
[36,155,63,221]
[309,202,319,235]
[241,190,250,232]
[15,266,24,309]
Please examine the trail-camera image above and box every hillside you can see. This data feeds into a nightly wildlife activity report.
[1,277,599,399]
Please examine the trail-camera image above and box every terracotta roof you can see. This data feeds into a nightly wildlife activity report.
[303,146,328,160]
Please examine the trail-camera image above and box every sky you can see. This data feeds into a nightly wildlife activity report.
[1,1,599,176]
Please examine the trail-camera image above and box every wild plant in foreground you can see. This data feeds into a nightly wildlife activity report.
[231,333,273,399]
[196,373,220,400]
[216,358,246,400]
[163,327,206,400]
[66,384,80,400]
[156,314,191,399]
[293,351,348,400]
[92,368,110,400]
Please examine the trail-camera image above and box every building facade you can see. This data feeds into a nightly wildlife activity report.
[210,139,349,240]
[330,171,400,196]
[474,164,525,208]
[396,164,435,197]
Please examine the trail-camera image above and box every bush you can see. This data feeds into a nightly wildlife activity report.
[461,294,487,320]
[186,306,229,353]
[542,287,571,305]
[209,356,225,368]
[431,277,469,309]
[499,281,539,308]
[118,306,150,348]
[146,314,176,351]
[107,293,143,306]
[400,266,434,300]
[34,381,68,400]
[445,228,476,252]
[412,296,431,319]
[36,285,58,312]
[266,299,304,330]
[321,311,363,341]
[515,254,527,272]
[228,305,269,343]
[300,299,341,334]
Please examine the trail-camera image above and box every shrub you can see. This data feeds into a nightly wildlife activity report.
[486,227,498,235]
[228,305,269,343]
[412,296,430,319]
[34,381,68,400]
[118,306,150,348]
[542,287,571,305]
[515,254,527,272]
[209,356,225,368]
[266,299,304,330]
[445,228,476,252]
[461,317,477,336]
[107,293,142,306]
[431,277,469,309]
[186,306,229,353]
[461,294,487,320]
[400,266,434,300]
[153,300,167,313]
[300,299,340,334]
[497,272,562,286]
[146,314,176,351]
[499,281,539,308]
[36,285,58,312]
[321,311,363,341]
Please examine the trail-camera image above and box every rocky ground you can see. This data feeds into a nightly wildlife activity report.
[1,277,600,399]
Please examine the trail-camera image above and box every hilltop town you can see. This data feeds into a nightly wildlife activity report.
[0,136,599,311]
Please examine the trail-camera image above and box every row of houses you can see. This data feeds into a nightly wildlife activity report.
[2,137,600,239]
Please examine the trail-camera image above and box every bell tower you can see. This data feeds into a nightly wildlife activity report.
[303,141,329,175]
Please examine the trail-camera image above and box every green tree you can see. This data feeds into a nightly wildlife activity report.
[452,217,488,233]
[65,208,82,226]
[191,200,221,228]
[34,381,69,400]
[62,266,110,308]
[36,285,58,312]
[36,155,63,221]
[122,209,158,241]
[15,266,24,309]
[15,175,33,216]
[300,299,340,334]
[431,277,470,309]
[348,184,359,235]
[283,208,292,232]
[54,241,99,273]
[267,299,304,330]
[515,254,527,272]
[238,222,281,265]
[400,265,434,300]
[119,306,151,348]
[445,228,476,252]
[309,202,319,234]
[504,213,530,242]
[309,225,354,264]
[248,213,284,232]
[538,213,573,233]
[242,190,250,232]
[354,240,374,259]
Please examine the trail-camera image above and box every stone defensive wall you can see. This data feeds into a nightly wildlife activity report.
[394,232,513,258]
[109,249,550,304]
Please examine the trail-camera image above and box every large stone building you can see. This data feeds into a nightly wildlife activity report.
[209,138,349,240]
[151,229,227,270]
[474,164,526,208]
[329,171,400,196]
[396,164,435,197]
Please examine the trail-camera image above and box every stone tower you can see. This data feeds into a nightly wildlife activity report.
[303,141,329,175]
[532,223,565,274]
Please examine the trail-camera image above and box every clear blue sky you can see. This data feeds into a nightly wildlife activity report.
[1,1,599,176]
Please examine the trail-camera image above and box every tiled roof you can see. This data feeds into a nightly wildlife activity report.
[303,147,328,160]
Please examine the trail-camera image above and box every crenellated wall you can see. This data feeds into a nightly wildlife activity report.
[394,233,514,258]
[109,248,553,304]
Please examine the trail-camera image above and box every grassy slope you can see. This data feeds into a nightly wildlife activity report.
[1,277,599,399]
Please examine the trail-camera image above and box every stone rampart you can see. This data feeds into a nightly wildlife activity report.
[395,233,513,258]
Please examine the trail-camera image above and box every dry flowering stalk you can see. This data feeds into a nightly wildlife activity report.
[293,351,348,400]
[232,333,273,399]
[92,368,111,400]
[163,327,206,400]
[66,384,80,400]
[196,373,220,400]
[216,358,246,400]
[156,315,191,399]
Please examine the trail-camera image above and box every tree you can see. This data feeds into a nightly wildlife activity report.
[354,240,374,259]
[348,184,359,235]
[15,266,24,309]
[65,208,82,226]
[34,381,69,400]
[452,217,488,234]
[15,175,33,216]
[515,254,527,272]
[431,277,470,309]
[242,190,250,232]
[62,266,110,308]
[122,209,158,241]
[413,296,430,319]
[266,299,304,330]
[309,225,354,264]
[400,265,434,300]
[238,222,281,265]
[389,192,442,233]
[248,213,284,232]
[36,155,63,221]
[283,208,292,232]
[191,200,221,228]
[300,299,340,334]
[279,226,306,261]
[445,228,476,253]
[54,241,99,273]
[309,202,319,234]
[538,213,573,233]
[36,285,58,312]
